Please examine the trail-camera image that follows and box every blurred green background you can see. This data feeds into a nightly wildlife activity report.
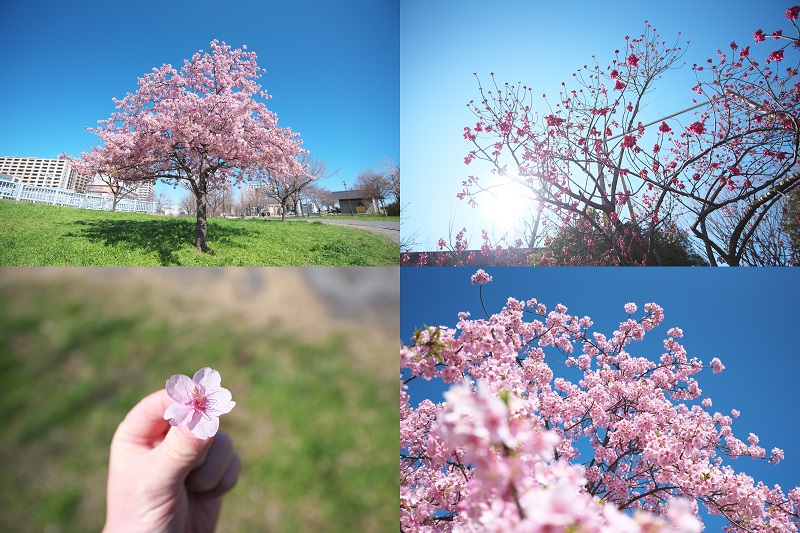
[0,267,399,532]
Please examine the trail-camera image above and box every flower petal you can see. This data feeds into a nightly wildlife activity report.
[166,374,196,402]
[164,403,194,426]
[193,367,221,389]
[189,413,219,440]
[211,399,236,416]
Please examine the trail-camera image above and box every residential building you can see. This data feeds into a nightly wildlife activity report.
[0,156,89,192]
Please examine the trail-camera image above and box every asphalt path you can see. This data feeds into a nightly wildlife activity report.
[307,218,400,243]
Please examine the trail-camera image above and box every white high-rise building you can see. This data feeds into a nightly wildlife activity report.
[0,156,89,192]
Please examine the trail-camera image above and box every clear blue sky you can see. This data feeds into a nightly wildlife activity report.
[401,0,789,251]
[401,267,800,528]
[0,0,398,207]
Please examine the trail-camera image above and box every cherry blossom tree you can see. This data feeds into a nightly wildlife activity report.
[71,40,305,252]
[401,271,799,531]
[460,6,800,265]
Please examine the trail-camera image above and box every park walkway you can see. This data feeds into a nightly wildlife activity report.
[304,218,400,243]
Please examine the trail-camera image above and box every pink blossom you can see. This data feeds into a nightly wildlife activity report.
[789,6,800,20]
[687,121,706,135]
[624,302,638,314]
[471,269,493,285]
[770,49,785,62]
[626,54,640,68]
[710,357,725,374]
[614,78,626,91]
[658,121,672,134]
[164,367,236,439]
[754,29,766,43]
[621,134,637,148]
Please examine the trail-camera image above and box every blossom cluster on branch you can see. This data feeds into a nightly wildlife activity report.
[400,271,799,531]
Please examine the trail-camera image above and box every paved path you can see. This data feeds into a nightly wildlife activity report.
[306,218,400,243]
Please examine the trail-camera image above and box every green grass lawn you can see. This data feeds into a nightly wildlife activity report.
[0,201,399,266]
[0,270,398,533]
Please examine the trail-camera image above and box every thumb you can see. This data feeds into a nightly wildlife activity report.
[153,424,215,483]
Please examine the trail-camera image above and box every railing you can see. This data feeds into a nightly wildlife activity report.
[0,181,156,213]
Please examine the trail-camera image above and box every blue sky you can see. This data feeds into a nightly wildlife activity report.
[401,0,790,251]
[0,0,398,206]
[401,267,800,528]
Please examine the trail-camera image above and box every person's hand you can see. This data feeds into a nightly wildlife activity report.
[104,389,241,533]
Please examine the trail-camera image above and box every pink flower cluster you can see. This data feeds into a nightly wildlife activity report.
[401,274,797,531]
[470,269,492,285]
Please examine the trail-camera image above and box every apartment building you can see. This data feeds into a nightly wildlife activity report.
[0,156,89,192]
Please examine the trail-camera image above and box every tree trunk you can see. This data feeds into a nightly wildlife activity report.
[195,178,211,252]
[280,200,287,222]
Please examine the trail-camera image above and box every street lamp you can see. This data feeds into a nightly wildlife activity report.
[343,180,353,217]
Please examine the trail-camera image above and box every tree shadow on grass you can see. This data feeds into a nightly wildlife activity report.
[67,218,249,265]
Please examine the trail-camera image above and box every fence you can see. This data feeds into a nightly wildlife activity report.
[0,180,156,213]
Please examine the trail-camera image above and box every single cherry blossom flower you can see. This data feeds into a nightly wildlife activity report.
[164,367,236,439]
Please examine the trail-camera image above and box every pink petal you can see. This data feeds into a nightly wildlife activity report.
[211,398,236,416]
[164,403,194,426]
[193,367,221,389]
[188,412,219,440]
[166,374,196,402]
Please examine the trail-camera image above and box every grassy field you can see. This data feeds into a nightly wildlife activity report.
[0,269,399,533]
[0,201,399,266]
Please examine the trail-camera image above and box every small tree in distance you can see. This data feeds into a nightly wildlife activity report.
[71,40,306,252]
[355,169,390,215]
[255,154,334,221]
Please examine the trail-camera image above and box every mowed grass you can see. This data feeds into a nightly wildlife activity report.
[0,201,398,266]
[0,272,398,533]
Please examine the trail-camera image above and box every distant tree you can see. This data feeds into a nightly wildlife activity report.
[206,187,235,217]
[154,191,171,213]
[70,40,305,252]
[92,172,145,212]
[179,193,196,216]
[303,184,336,213]
[257,154,333,221]
[355,169,390,214]
[240,186,268,216]
[380,157,400,203]
[781,186,800,264]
